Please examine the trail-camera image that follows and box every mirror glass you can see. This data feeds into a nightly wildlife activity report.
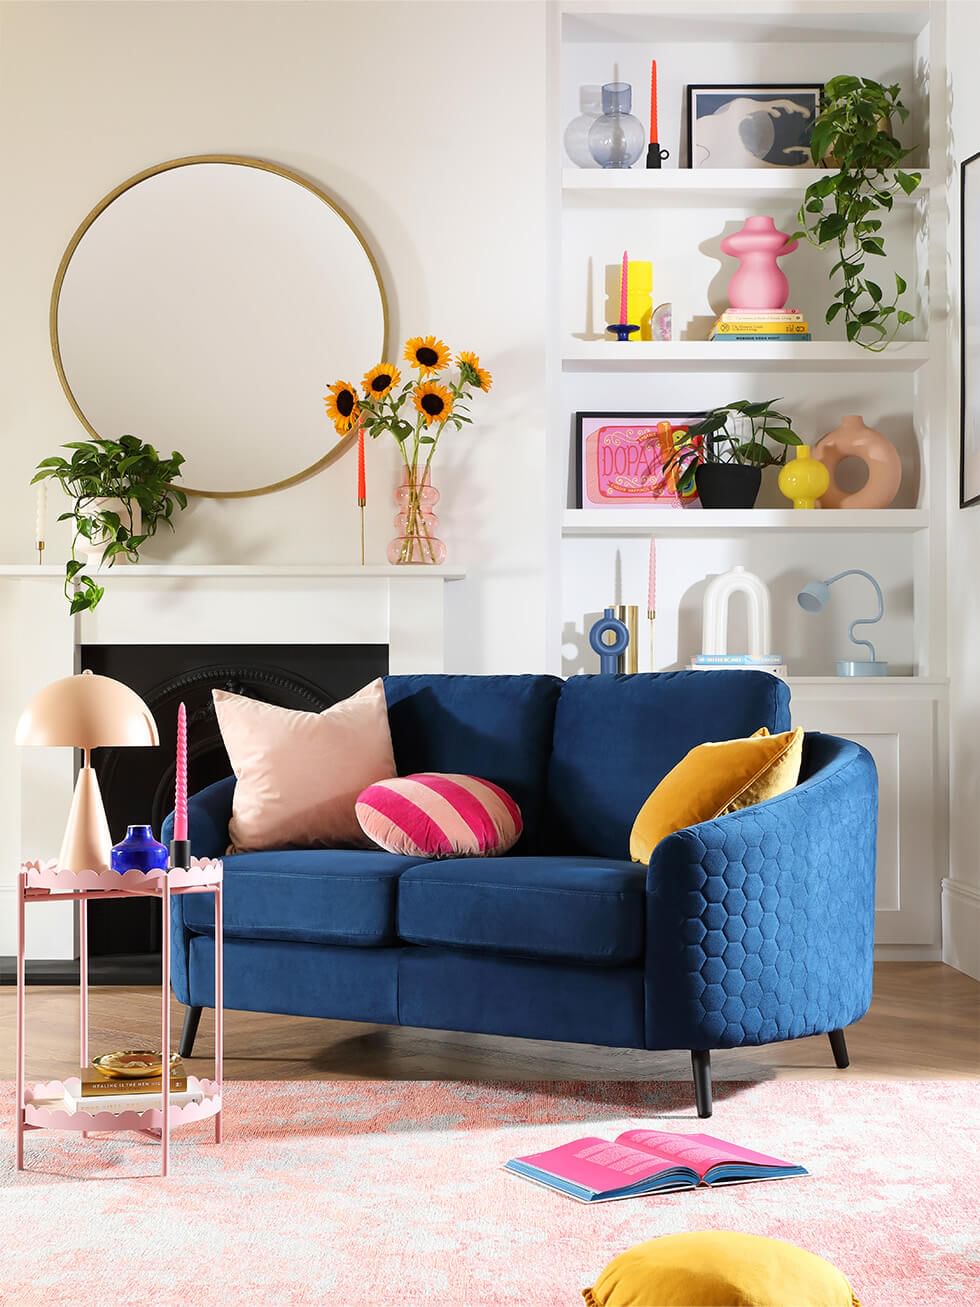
[53,158,387,496]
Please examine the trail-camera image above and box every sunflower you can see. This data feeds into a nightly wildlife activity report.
[404,335,450,375]
[457,350,493,393]
[362,362,401,399]
[324,380,360,434]
[414,381,454,426]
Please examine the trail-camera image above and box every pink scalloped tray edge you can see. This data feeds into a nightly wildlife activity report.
[21,858,222,893]
[24,1076,221,1131]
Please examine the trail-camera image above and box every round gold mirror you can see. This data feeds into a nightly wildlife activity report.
[50,155,388,498]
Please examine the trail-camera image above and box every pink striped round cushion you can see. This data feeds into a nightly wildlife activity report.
[355,773,523,859]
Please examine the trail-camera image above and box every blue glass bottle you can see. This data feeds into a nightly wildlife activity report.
[111,824,169,873]
[588,82,646,169]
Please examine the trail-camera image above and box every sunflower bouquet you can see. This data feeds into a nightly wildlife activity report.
[325,335,491,564]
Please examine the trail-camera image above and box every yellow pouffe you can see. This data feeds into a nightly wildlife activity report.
[583,1231,860,1307]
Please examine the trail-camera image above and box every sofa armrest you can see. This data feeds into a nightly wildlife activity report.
[643,733,877,1051]
[161,775,235,860]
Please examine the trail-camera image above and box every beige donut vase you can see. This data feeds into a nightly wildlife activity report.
[814,415,902,509]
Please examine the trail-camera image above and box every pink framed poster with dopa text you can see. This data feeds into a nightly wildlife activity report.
[575,412,705,507]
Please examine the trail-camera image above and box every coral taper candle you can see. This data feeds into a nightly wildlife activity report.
[619,250,629,324]
[649,60,659,144]
[357,425,366,507]
[174,702,188,842]
[34,481,47,565]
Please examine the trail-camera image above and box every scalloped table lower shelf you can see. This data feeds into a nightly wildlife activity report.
[14,859,224,1177]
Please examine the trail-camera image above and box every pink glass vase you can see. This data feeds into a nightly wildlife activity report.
[720,216,798,311]
[387,468,447,565]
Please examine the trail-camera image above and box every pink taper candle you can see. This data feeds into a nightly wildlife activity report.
[619,250,629,324]
[647,537,657,619]
[174,702,188,842]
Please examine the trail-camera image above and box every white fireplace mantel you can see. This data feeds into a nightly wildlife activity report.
[0,563,464,958]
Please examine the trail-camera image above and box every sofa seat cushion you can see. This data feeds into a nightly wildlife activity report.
[180,848,426,947]
[397,856,645,965]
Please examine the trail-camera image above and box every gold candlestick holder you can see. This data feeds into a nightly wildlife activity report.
[614,604,639,674]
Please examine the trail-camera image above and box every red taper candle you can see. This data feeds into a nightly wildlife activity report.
[357,425,366,506]
[174,702,188,842]
[649,60,659,144]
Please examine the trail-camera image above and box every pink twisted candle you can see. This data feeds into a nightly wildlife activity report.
[174,702,188,842]
[647,537,657,619]
[619,250,629,324]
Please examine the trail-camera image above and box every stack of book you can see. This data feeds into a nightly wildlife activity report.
[61,1063,203,1114]
[710,309,810,342]
[689,653,787,679]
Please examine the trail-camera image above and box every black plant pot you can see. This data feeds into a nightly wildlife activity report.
[695,463,762,509]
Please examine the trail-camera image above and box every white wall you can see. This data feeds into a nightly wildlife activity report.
[0,0,550,673]
[944,0,980,979]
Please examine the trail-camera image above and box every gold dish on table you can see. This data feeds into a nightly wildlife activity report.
[91,1050,183,1079]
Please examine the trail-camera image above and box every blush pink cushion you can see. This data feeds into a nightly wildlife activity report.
[214,679,396,852]
[355,774,523,859]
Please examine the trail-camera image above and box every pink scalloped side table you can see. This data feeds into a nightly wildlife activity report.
[15,858,223,1177]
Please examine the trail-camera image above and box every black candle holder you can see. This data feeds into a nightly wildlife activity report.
[646,143,670,169]
[169,838,191,871]
[606,323,640,341]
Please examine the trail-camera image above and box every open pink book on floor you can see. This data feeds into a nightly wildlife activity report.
[505,1129,807,1203]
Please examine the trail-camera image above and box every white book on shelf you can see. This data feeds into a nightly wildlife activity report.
[63,1087,204,1114]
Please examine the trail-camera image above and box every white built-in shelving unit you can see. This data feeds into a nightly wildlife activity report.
[548,0,948,954]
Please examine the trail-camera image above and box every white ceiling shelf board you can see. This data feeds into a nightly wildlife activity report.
[562,341,929,372]
[560,3,930,45]
[562,509,929,537]
[562,168,930,202]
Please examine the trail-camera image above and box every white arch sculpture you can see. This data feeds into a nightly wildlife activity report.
[701,565,773,657]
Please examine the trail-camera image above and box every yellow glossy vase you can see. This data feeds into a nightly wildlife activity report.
[627,261,653,339]
[778,444,831,510]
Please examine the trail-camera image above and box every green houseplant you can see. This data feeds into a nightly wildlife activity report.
[31,435,187,613]
[796,76,921,351]
[665,400,802,509]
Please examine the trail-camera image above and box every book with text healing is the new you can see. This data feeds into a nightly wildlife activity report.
[505,1129,806,1203]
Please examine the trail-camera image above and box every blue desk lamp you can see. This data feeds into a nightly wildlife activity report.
[797,569,888,677]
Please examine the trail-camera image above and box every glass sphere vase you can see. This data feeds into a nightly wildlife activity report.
[588,82,645,169]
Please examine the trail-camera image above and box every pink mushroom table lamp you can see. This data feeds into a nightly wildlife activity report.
[15,670,159,873]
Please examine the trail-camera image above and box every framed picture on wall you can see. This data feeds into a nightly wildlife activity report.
[961,150,980,507]
[574,412,705,508]
[687,84,823,169]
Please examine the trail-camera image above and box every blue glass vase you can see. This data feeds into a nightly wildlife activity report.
[111,824,169,874]
[588,82,645,169]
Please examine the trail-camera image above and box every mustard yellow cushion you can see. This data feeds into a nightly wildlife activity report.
[629,726,804,864]
[583,1231,860,1307]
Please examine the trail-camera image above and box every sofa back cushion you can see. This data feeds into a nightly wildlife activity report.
[545,671,791,858]
[383,675,562,853]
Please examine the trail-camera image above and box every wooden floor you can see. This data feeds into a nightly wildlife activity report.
[2,962,978,1085]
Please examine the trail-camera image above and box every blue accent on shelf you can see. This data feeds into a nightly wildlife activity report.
[110,824,169,874]
[588,607,630,674]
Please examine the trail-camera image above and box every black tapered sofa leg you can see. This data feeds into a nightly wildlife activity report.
[828,1028,850,1069]
[179,1005,203,1058]
[691,1049,712,1118]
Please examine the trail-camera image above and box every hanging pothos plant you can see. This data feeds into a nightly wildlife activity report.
[795,76,921,351]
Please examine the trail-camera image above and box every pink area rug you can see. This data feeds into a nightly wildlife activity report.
[1,1079,977,1306]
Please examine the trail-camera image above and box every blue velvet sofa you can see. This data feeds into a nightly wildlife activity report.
[166,671,877,1117]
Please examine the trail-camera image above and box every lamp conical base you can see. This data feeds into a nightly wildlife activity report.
[58,765,112,873]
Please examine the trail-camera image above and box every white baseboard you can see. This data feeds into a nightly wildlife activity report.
[874,944,942,962]
[942,878,980,980]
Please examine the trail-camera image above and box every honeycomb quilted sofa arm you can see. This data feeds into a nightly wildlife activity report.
[161,774,235,859]
[643,733,877,1052]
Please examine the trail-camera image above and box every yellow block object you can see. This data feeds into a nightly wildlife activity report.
[627,261,653,339]
[629,726,803,865]
[778,444,832,510]
[583,1230,861,1307]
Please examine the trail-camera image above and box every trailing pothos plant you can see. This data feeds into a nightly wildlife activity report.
[663,399,802,488]
[795,75,921,351]
[31,435,187,614]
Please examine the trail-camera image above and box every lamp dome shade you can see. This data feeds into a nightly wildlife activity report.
[797,580,831,613]
[15,670,159,749]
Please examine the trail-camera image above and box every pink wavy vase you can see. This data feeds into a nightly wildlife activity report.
[720,216,798,311]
